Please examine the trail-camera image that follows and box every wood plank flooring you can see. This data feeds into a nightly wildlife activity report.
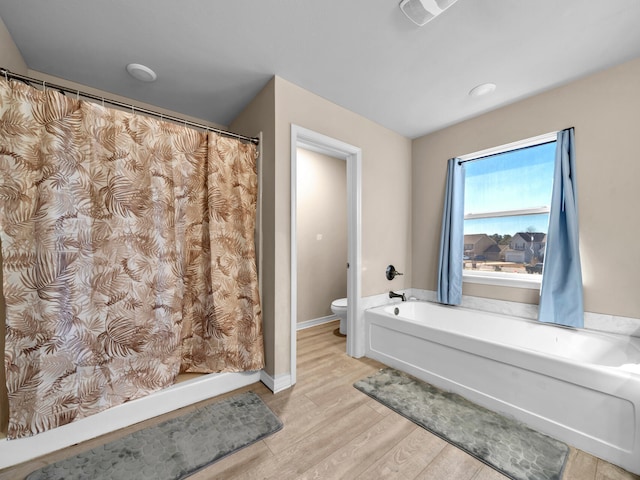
[1,320,638,479]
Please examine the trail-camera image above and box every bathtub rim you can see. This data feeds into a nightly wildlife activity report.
[369,300,640,372]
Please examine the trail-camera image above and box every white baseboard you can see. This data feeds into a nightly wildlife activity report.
[260,370,293,393]
[296,315,338,330]
[0,371,261,469]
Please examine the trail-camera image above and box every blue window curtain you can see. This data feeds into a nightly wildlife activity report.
[538,128,584,327]
[437,158,465,305]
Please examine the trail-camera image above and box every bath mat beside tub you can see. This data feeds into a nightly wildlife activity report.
[354,368,569,480]
[26,391,282,480]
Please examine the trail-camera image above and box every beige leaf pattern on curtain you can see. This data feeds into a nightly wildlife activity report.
[179,134,263,373]
[0,79,264,439]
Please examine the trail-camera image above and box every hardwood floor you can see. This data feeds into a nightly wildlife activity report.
[1,320,638,479]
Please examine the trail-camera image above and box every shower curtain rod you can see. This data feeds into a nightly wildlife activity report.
[0,67,259,145]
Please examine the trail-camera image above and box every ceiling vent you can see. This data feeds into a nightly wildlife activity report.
[399,0,459,26]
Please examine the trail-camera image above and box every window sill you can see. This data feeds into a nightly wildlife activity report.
[463,271,541,290]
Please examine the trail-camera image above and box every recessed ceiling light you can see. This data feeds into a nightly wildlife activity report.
[469,83,497,97]
[126,63,157,82]
[399,0,460,26]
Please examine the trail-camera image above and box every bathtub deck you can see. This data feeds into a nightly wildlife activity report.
[0,321,637,480]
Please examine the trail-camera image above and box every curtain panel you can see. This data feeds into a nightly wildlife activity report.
[437,158,465,305]
[180,134,264,373]
[0,79,263,439]
[538,128,584,327]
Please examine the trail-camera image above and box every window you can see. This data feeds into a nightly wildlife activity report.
[461,133,556,288]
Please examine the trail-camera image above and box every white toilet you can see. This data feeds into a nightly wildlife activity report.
[331,297,348,335]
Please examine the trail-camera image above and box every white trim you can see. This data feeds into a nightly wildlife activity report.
[463,270,542,290]
[290,131,299,386]
[291,125,364,385]
[296,315,338,330]
[458,131,558,161]
[346,143,363,358]
[259,370,292,394]
[0,371,260,469]
[465,206,549,220]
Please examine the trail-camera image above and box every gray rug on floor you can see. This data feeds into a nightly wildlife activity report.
[27,391,282,480]
[354,368,569,480]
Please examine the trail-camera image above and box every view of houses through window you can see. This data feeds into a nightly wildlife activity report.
[463,138,556,276]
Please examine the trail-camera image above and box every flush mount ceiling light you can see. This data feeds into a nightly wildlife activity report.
[469,82,497,97]
[126,63,157,82]
[399,0,459,26]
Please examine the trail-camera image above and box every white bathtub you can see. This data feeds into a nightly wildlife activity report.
[364,301,640,475]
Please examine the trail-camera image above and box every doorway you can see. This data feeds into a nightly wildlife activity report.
[295,148,347,332]
[290,125,362,386]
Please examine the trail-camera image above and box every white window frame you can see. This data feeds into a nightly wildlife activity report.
[460,131,557,290]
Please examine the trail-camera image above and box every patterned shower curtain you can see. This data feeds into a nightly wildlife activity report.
[0,79,264,439]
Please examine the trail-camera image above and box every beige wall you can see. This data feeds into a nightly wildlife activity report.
[232,76,412,377]
[276,77,413,295]
[0,15,26,74]
[412,57,640,319]
[296,148,347,323]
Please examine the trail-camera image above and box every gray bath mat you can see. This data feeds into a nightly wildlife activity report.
[26,391,282,480]
[354,368,569,480]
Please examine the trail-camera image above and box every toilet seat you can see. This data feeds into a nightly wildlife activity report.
[331,297,347,309]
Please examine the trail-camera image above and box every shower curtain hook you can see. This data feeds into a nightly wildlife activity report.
[76,90,80,101]
[3,70,7,82]
[42,81,46,92]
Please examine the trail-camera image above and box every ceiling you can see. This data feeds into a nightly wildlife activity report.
[1,0,640,139]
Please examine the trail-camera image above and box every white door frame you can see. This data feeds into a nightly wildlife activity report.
[290,125,362,385]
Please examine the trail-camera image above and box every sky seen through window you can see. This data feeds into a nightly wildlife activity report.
[463,141,555,236]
